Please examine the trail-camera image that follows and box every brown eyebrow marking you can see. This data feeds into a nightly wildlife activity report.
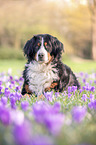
[37,43,40,46]
[44,42,47,46]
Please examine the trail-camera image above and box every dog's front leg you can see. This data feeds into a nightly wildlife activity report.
[45,82,58,92]
[21,83,32,95]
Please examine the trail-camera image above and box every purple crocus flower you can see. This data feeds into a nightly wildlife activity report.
[85,83,90,91]
[13,120,32,145]
[10,80,15,85]
[55,92,59,97]
[15,77,19,83]
[0,107,11,125]
[9,76,13,81]
[85,73,88,78]
[68,93,72,98]
[79,89,83,93]
[88,101,94,109]
[9,92,15,99]
[68,86,72,93]
[44,113,64,135]
[90,94,94,101]
[9,83,14,89]
[19,77,24,86]
[0,85,3,95]
[33,101,49,124]
[1,97,8,105]
[94,80,96,84]
[33,101,64,135]
[31,135,54,145]
[71,86,77,94]
[10,97,17,109]
[44,91,53,102]
[21,101,29,111]
[72,106,86,123]
[82,86,86,91]
[0,102,3,108]
[82,94,87,102]
[11,110,24,125]
[52,102,61,113]
[4,88,10,98]
[89,80,93,84]
[79,72,84,77]
[15,92,22,101]
[88,99,96,110]
[0,81,2,85]
[19,77,24,82]
[90,86,95,92]
[0,85,3,91]
[83,78,86,83]
[93,100,96,110]
[15,86,21,92]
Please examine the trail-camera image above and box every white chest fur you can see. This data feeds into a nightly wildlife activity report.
[26,61,58,96]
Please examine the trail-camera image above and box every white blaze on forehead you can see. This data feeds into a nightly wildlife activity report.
[39,37,45,53]
[41,37,44,47]
[36,37,48,62]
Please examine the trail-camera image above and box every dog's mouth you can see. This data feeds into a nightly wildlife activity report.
[38,56,46,63]
[37,55,48,64]
[35,52,53,64]
[38,60,47,64]
[37,59,50,64]
[38,55,54,65]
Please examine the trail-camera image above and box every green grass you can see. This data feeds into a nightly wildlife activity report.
[0,56,96,76]
[63,59,96,73]
[0,59,26,75]
[62,54,96,73]
[0,57,96,145]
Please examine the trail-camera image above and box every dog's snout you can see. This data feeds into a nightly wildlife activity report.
[38,53,44,58]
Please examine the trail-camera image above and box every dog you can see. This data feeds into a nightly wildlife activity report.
[21,34,80,96]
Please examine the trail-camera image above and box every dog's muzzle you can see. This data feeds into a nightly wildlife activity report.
[38,53,45,61]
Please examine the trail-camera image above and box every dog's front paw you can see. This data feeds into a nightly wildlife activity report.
[37,94,45,100]
[25,84,32,94]
[45,82,58,92]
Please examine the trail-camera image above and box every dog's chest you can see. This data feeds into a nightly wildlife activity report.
[26,61,58,95]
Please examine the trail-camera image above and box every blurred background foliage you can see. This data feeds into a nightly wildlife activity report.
[0,0,95,60]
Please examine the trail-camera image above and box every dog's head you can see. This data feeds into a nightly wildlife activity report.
[23,34,64,63]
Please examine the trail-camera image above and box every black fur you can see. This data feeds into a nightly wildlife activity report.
[21,34,80,95]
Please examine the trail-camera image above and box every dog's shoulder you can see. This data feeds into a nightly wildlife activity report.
[53,60,71,76]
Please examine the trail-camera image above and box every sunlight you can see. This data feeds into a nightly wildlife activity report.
[80,0,87,5]
[46,0,87,5]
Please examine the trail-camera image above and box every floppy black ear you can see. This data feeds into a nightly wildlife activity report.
[23,36,37,61]
[51,36,64,60]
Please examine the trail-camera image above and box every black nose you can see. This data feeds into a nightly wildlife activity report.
[38,53,44,59]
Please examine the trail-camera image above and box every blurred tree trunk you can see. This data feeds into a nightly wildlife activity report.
[88,0,96,60]
[92,8,96,60]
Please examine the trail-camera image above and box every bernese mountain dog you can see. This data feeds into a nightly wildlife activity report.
[21,34,80,96]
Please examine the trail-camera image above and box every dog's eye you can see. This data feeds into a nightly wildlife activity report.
[37,43,40,47]
[44,42,47,46]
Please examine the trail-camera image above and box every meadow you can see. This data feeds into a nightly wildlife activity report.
[0,57,96,145]
[0,56,96,75]
[0,0,96,144]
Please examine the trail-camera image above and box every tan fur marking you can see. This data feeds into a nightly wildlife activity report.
[25,84,32,94]
[44,42,47,46]
[48,52,52,61]
[45,82,58,92]
[45,53,54,65]
[34,53,37,61]
[37,43,40,46]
